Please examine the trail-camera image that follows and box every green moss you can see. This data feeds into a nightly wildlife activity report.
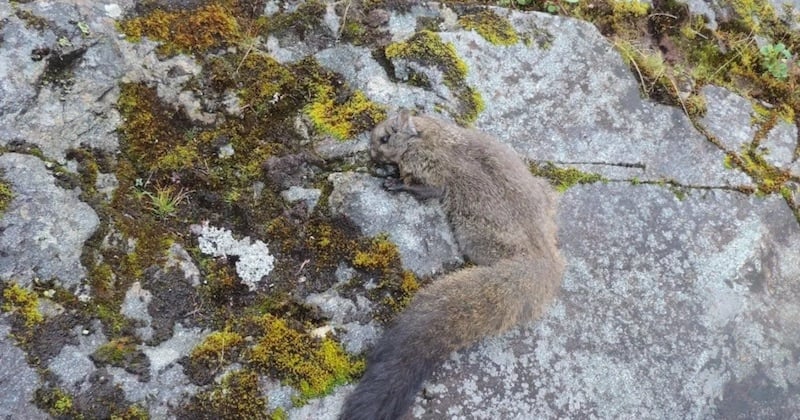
[381,270,420,312]
[529,162,607,192]
[184,370,269,419]
[95,302,129,336]
[730,149,791,194]
[35,388,77,417]
[258,0,326,38]
[191,329,244,366]
[306,87,387,140]
[458,9,519,46]
[353,235,401,272]
[0,178,13,216]
[235,53,298,116]
[95,337,137,365]
[119,3,242,55]
[270,407,288,420]
[111,405,149,420]
[730,0,777,33]
[247,314,364,400]
[1,283,43,327]
[117,83,196,174]
[610,0,650,17]
[386,30,484,124]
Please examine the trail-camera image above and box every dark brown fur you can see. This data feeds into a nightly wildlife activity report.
[339,110,564,420]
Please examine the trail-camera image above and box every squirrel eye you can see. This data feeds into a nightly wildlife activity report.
[380,134,390,143]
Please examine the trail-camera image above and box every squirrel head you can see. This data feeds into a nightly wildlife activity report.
[369,109,419,165]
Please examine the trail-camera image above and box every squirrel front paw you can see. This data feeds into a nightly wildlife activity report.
[383,177,404,192]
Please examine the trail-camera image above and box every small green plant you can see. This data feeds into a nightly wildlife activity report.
[142,185,190,218]
[760,42,792,80]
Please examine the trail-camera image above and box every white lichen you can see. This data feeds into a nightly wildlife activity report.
[191,221,275,291]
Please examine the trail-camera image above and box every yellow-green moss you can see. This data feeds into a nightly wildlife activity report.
[95,302,128,336]
[306,87,387,140]
[386,30,468,86]
[530,162,607,192]
[729,150,791,194]
[248,314,364,399]
[458,9,519,46]
[270,407,288,420]
[386,30,484,124]
[185,370,268,419]
[191,329,244,365]
[730,0,777,33]
[35,388,77,417]
[1,283,43,327]
[235,53,298,116]
[353,235,401,272]
[0,178,13,216]
[119,3,241,55]
[381,270,420,312]
[117,83,197,174]
[111,404,149,420]
[610,0,650,17]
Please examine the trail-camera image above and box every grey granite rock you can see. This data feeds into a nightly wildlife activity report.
[0,2,127,161]
[699,85,757,152]
[327,172,462,276]
[111,363,198,419]
[450,12,749,188]
[0,318,49,419]
[281,186,322,213]
[408,184,800,418]
[0,153,99,289]
[49,323,107,394]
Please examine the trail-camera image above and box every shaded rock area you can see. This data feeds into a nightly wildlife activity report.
[0,0,799,419]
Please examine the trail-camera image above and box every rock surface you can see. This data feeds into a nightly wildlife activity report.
[0,153,99,289]
[0,1,799,419]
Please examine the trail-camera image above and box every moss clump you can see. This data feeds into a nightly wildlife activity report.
[258,0,326,39]
[727,149,791,195]
[386,30,484,124]
[353,235,401,273]
[184,370,269,419]
[117,83,197,174]
[35,388,76,417]
[458,9,519,46]
[306,87,387,140]
[190,329,244,366]
[234,53,299,117]
[530,162,607,192]
[114,404,149,420]
[0,178,13,216]
[1,283,43,327]
[92,337,138,366]
[381,270,420,312]
[119,3,241,55]
[15,9,49,31]
[247,314,364,399]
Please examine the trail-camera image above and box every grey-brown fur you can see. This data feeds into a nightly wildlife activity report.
[339,110,565,420]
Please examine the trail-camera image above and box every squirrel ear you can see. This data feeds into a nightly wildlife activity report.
[396,109,417,135]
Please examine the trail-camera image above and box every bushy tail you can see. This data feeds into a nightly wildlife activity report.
[339,257,562,420]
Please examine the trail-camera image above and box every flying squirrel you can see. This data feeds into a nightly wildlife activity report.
[339,110,565,419]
